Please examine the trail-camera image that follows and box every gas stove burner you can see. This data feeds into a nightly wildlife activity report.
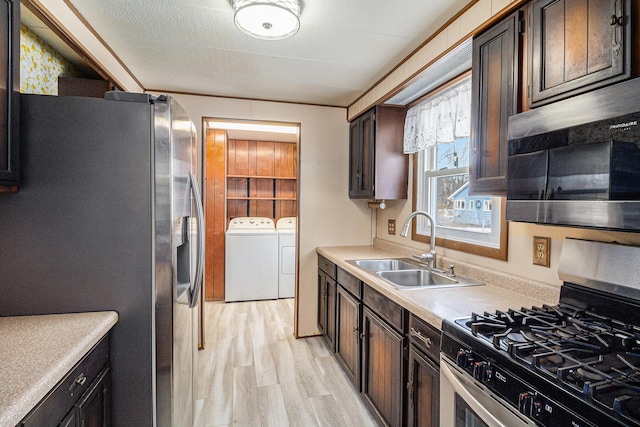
[507,331,528,343]
[533,351,566,371]
[576,367,608,382]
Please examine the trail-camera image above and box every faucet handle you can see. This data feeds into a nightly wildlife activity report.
[412,253,434,263]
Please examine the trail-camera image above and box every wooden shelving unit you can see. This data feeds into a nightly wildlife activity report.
[226,140,297,223]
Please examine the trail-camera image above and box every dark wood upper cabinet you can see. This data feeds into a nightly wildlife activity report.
[349,105,408,200]
[58,77,111,98]
[469,10,522,196]
[529,0,632,106]
[0,0,19,190]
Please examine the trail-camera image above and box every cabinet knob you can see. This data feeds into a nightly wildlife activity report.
[610,14,624,26]
[69,373,87,392]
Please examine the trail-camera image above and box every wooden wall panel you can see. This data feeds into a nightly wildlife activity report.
[256,141,276,176]
[205,129,227,301]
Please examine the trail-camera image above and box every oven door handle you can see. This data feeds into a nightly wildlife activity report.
[441,359,533,427]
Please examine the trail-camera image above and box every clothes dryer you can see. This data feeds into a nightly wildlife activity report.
[276,217,296,298]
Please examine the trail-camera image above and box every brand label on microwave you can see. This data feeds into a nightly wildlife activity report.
[610,120,638,131]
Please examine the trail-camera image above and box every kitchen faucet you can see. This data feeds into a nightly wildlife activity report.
[400,210,437,269]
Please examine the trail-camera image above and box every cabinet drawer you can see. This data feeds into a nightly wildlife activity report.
[363,285,405,332]
[318,255,336,279]
[408,314,441,362]
[337,267,361,299]
[20,335,110,427]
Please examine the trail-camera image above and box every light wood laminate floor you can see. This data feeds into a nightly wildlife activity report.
[193,299,379,427]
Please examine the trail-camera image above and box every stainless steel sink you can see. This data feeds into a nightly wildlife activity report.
[377,269,483,290]
[347,257,484,290]
[349,258,420,272]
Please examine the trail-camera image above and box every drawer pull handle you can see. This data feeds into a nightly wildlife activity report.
[70,373,87,391]
[410,327,432,348]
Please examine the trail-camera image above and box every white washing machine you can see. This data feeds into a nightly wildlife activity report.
[225,217,278,302]
[276,217,297,299]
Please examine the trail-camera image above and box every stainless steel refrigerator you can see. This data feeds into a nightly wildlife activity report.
[0,92,204,427]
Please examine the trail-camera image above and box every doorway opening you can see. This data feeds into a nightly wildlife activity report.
[202,118,300,304]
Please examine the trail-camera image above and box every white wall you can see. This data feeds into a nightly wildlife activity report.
[376,157,640,289]
[170,94,373,336]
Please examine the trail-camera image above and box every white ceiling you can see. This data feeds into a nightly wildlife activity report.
[59,0,472,107]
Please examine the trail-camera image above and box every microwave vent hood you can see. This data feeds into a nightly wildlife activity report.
[507,78,640,231]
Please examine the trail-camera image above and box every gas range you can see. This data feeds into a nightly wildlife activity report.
[441,239,640,427]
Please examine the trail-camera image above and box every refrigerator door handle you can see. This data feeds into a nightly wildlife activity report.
[189,172,205,308]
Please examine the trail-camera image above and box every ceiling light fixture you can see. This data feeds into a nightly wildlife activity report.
[232,0,301,40]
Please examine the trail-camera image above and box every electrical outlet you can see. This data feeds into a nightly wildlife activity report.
[388,219,396,235]
[533,236,550,267]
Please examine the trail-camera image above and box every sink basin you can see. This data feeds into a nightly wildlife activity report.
[376,269,484,290]
[349,258,420,272]
[347,257,484,290]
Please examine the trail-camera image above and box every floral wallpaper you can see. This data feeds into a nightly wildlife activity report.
[20,24,81,95]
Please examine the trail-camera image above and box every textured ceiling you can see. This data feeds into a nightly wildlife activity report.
[64,0,471,107]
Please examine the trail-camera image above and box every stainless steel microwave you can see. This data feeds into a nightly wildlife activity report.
[507,78,640,231]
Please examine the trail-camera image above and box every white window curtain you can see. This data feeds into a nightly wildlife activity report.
[403,77,471,154]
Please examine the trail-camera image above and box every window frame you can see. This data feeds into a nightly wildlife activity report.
[411,154,508,260]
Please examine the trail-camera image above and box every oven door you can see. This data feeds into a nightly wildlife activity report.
[440,356,536,427]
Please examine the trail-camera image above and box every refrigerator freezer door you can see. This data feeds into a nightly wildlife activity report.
[154,97,196,427]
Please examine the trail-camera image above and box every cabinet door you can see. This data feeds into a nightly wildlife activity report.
[335,285,361,390]
[317,269,336,351]
[469,11,520,196]
[406,347,439,427]
[349,119,361,198]
[530,0,631,106]
[0,0,19,188]
[76,366,111,427]
[349,109,375,199]
[325,276,336,351]
[317,269,327,335]
[362,307,404,426]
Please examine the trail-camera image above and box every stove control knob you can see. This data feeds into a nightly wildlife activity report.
[518,392,542,418]
[456,349,474,369]
[473,361,492,382]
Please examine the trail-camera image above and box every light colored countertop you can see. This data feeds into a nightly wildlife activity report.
[0,311,118,427]
[317,245,560,331]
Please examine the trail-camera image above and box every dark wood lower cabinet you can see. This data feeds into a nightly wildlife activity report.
[362,306,405,427]
[335,285,361,390]
[317,269,336,351]
[60,366,111,427]
[406,346,439,427]
[316,258,442,427]
[20,336,111,427]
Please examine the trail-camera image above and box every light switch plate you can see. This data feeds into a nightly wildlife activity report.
[533,236,550,267]
[388,219,396,235]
